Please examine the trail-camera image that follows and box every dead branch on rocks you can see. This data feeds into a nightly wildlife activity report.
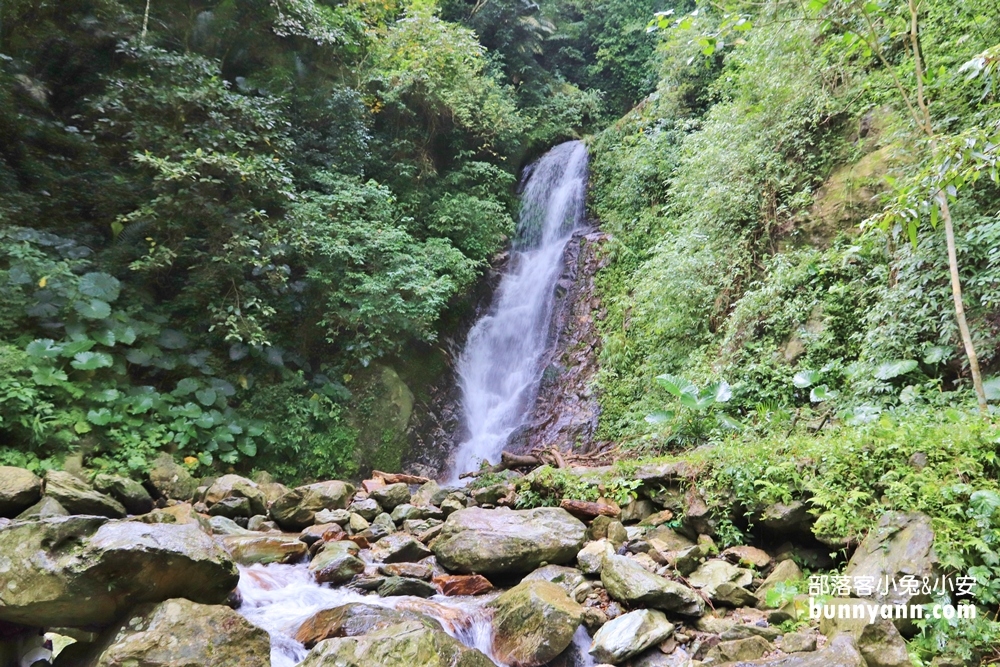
[372,471,432,485]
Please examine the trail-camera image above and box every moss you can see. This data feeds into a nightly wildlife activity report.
[348,365,414,476]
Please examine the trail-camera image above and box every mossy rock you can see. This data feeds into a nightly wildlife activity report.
[348,365,414,476]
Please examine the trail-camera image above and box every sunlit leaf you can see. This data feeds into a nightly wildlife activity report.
[78,272,121,302]
[793,370,821,388]
[874,359,918,380]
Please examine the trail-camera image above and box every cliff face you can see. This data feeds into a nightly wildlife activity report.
[514,229,609,456]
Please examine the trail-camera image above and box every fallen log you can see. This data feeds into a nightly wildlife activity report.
[372,471,432,485]
[559,498,621,519]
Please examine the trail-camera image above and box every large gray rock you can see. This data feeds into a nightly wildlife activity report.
[15,496,68,520]
[270,481,356,530]
[299,620,493,667]
[221,534,308,565]
[601,555,704,616]
[205,474,267,517]
[92,473,153,515]
[371,483,411,511]
[371,533,432,563]
[0,466,42,517]
[589,609,674,664]
[757,559,804,600]
[488,580,583,667]
[705,635,773,662]
[82,598,269,666]
[295,604,442,648]
[309,541,365,584]
[686,559,752,600]
[44,471,126,518]
[147,454,198,501]
[0,516,238,627]
[762,634,865,666]
[433,507,587,574]
[522,565,587,599]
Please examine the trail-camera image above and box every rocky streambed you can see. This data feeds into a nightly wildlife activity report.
[0,458,937,666]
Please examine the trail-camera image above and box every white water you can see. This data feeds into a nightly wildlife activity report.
[236,562,597,666]
[450,141,589,479]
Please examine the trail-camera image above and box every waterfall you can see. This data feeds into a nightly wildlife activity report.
[450,140,589,479]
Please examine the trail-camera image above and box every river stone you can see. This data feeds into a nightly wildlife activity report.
[43,471,126,518]
[760,500,812,532]
[310,541,365,584]
[721,545,771,569]
[433,507,587,574]
[782,631,818,653]
[300,619,493,667]
[83,598,269,666]
[601,555,704,616]
[412,481,447,507]
[147,454,198,501]
[295,604,442,648]
[440,496,466,516]
[589,609,674,664]
[205,474,267,516]
[270,481,355,530]
[857,620,912,667]
[222,534,308,565]
[523,564,587,599]
[645,525,695,551]
[0,516,238,627]
[209,515,255,536]
[705,635,773,662]
[91,473,153,515]
[764,633,865,666]
[15,496,69,520]
[208,496,252,519]
[371,533,432,563]
[348,498,381,521]
[371,483,411,511]
[378,576,438,598]
[380,562,433,580]
[137,503,212,533]
[713,581,759,607]
[433,574,494,596]
[0,466,42,517]
[578,539,614,575]
[757,559,803,600]
[488,580,583,667]
[316,508,352,525]
[687,559,752,599]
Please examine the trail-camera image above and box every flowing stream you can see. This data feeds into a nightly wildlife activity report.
[450,140,589,479]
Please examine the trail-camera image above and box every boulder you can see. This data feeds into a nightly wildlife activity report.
[0,466,42,517]
[705,635,773,662]
[522,565,587,599]
[371,483,411,511]
[411,481,447,508]
[844,512,937,612]
[488,580,583,667]
[0,516,238,627]
[299,620,493,667]
[91,473,154,515]
[208,515,254,536]
[222,534,308,565]
[270,481,356,530]
[857,620,912,667]
[208,496,252,519]
[309,541,365,584]
[348,498,381,521]
[43,471,126,518]
[601,555,704,616]
[589,609,674,664]
[295,604,441,648]
[644,526,694,551]
[147,454,198,501]
[433,507,587,575]
[316,509,352,525]
[205,474,267,517]
[82,598,269,666]
[371,534,432,563]
[721,545,771,569]
[687,559,752,600]
[760,500,812,532]
[433,574,494,597]
[137,503,212,533]
[757,559,803,600]
[578,539,614,575]
[378,577,437,598]
[782,631,818,653]
[763,634,865,666]
[380,562,433,579]
[15,496,68,520]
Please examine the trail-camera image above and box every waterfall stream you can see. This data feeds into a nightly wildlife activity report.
[450,141,589,479]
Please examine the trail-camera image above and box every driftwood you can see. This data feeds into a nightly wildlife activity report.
[457,443,622,479]
[559,498,621,519]
[372,471,432,485]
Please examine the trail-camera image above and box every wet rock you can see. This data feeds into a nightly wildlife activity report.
[208,496,252,519]
[440,496,466,516]
[371,533,432,563]
[247,515,277,531]
[411,481,447,508]
[433,574,494,596]
[378,577,437,598]
[205,474,267,516]
[316,508,352,525]
[222,534,308,565]
[620,499,654,524]
[578,539,614,575]
[0,467,42,518]
[295,604,441,648]
[0,516,238,627]
[299,620,493,667]
[92,473,153,515]
[433,507,587,575]
[601,555,704,616]
[15,496,68,520]
[380,562,433,580]
[268,481,355,530]
[592,609,674,664]
[782,631,818,653]
[705,635,773,662]
[137,503,212,533]
[681,487,716,536]
[721,545,771,569]
[713,582,758,607]
[208,515,254,536]
[488,580,583,667]
[391,504,431,522]
[523,565,587,599]
[371,483,411,511]
[472,484,508,506]
[301,523,343,545]
[309,541,365,584]
[857,619,912,667]
[147,454,198,501]
[82,598,269,666]
[348,498,381,521]
[43,471,126,518]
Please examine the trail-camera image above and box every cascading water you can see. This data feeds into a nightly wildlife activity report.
[450,140,589,479]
